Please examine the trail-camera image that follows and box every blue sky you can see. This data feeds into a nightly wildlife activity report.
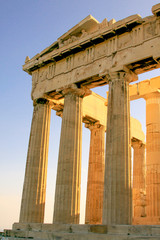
[0,0,160,231]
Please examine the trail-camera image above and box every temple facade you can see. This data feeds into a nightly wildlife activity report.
[4,3,160,240]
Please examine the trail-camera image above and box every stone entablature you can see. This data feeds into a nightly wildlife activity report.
[130,76,160,100]
[23,5,160,100]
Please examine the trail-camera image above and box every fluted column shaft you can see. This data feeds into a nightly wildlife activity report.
[85,123,105,224]
[132,141,146,218]
[103,71,134,225]
[53,86,85,224]
[145,92,160,219]
[19,99,51,223]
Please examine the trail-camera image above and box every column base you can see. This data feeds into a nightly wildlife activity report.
[3,223,160,240]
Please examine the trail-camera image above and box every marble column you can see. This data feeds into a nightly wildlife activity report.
[85,123,105,224]
[53,85,87,224]
[145,92,160,221]
[103,71,136,225]
[19,99,51,223]
[132,140,146,218]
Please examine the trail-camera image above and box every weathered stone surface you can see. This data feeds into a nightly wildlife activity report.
[128,76,160,225]
[130,76,160,101]
[103,71,133,225]
[53,86,85,224]
[132,141,146,218]
[85,123,105,224]
[145,92,160,223]
[152,3,160,16]
[19,100,51,223]
[4,224,160,240]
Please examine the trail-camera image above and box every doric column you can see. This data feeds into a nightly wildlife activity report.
[132,140,146,218]
[145,92,160,221]
[19,99,51,223]
[103,70,137,225]
[53,85,88,224]
[85,122,105,224]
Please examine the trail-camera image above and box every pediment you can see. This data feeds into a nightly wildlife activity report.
[58,15,100,41]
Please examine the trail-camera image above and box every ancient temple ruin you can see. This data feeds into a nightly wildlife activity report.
[4,3,160,240]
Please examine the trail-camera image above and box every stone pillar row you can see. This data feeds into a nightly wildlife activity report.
[19,70,139,225]
[19,85,89,225]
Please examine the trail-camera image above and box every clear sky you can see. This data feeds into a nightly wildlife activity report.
[0,0,160,231]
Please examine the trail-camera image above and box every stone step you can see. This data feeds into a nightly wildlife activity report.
[3,230,160,240]
[4,224,160,240]
[2,234,160,240]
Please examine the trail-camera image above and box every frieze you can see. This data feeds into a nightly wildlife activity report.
[86,47,95,62]
[34,63,57,84]
[23,4,160,102]
[132,26,143,45]
[155,19,160,35]
[47,63,56,79]
[30,16,160,100]
[106,36,117,55]
[31,70,39,99]
[23,10,160,76]
[144,20,157,40]
[94,42,107,59]
[32,21,160,87]
[74,51,87,68]
[39,69,48,82]
[118,32,132,50]
[66,55,74,70]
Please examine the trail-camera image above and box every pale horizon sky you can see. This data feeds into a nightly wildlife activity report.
[0,0,160,232]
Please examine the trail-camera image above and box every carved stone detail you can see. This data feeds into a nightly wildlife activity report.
[58,29,88,48]
[57,84,91,98]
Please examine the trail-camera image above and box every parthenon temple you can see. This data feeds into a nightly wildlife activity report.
[4,3,160,240]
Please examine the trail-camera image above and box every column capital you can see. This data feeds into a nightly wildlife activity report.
[106,68,138,83]
[85,121,105,131]
[56,110,63,118]
[33,98,51,106]
[143,91,160,101]
[57,84,91,98]
[132,139,145,149]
